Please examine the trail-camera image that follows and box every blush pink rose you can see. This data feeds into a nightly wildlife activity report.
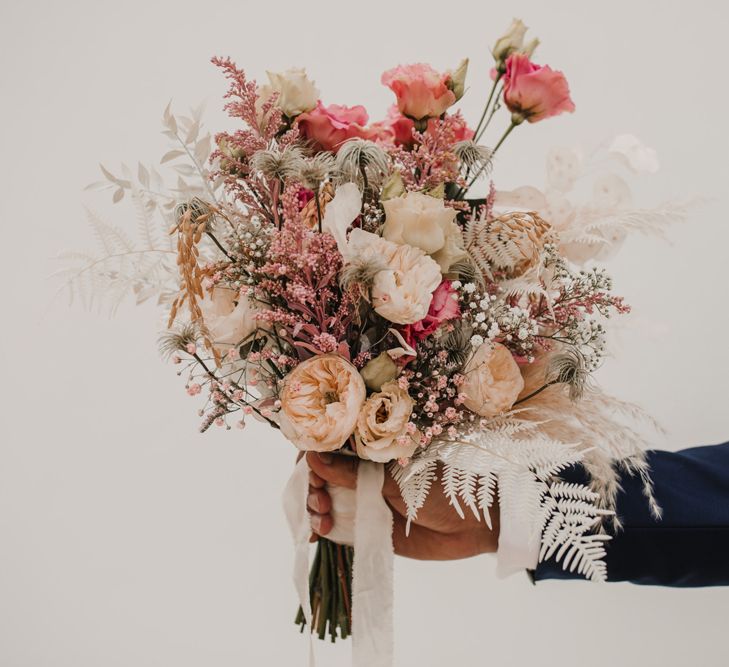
[371,105,417,146]
[381,63,457,121]
[502,54,575,123]
[373,106,474,148]
[401,279,461,346]
[297,101,375,152]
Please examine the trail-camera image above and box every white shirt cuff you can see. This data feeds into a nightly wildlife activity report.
[495,498,540,578]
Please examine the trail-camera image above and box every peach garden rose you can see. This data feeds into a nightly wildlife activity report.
[355,381,419,462]
[461,342,525,417]
[278,354,366,452]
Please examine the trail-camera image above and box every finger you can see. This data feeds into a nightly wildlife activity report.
[307,488,332,514]
[306,451,358,490]
[310,512,332,536]
[309,470,326,489]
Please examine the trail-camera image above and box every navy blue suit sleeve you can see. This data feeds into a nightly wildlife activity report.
[534,442,729,587]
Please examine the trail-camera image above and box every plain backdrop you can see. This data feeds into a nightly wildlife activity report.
[1,1,728,665]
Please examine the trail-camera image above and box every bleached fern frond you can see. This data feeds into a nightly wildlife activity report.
[539,481,613,582]
[390,458,437,530]
[393,406,625,582]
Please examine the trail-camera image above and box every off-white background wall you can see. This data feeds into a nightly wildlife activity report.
[2,1,728,665]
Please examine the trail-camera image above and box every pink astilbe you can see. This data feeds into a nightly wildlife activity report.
[210,57,297,216]
[387,113,468,194]
[253,222,356,362]
[210,56,283,140]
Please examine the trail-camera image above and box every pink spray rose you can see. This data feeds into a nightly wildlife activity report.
[371,105,417,146]
[297,101,375,152]
[381,63,457,121]
[502,54,575,123]
[373,106,474,148]
[401,279,461,346]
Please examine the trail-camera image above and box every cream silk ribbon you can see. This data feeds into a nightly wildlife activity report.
[283,458,394,667]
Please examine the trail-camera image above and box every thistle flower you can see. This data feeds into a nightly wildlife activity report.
[250,145,304,181]
[159,323,200,359]
[454,140,493,175]
[438,322,470,368]
[174,197,216,235]
[339,254,388,291]
[297,153,336,190]
[547,347,590,400]
[335,139,391,189]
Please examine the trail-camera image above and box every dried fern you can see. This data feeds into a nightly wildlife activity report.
[463,208,553,279]
[57,103,220,313]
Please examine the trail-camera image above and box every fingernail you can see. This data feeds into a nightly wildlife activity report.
[311,514,322,533]
[308,493,320,512]
[317,452,333,465]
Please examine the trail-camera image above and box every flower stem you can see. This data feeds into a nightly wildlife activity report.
[472,74,503,140]
[315,189,323,233]
[296,537,353,642]
[491,122,517,156]
[475,83,505,144]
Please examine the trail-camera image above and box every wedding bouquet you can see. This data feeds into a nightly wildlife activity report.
[64,18,685,663]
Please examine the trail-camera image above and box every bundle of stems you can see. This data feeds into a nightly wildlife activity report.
[295,537,354,642]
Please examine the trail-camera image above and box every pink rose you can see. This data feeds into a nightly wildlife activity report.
[502,54,575,123]
[381,63,457,121]
[373,106,474,148]
[297,101,374,152]
[401,279,461,346]
[371,105,417,146]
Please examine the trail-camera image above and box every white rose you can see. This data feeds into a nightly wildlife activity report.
[382,192,466,272]
[200,287,262,350]
[355,382,419,462]
[461,342,524,417]
[257,68,319,118]
[346,229,442,325]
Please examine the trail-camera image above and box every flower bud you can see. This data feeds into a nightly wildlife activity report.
[360,352,399,391]
[447,58,469,102]
[492,19,528,65]
[380,171,406,201]
[492,19,539,73]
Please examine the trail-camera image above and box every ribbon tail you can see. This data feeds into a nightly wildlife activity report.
[352,461,394,667]
[283,457,315,666]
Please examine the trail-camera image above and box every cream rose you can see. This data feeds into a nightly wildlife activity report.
[278,354,366,452]
[461,342,525,417]
[257,67,319,118]
[355,382,419,462]
[382,192,466,272]
[200,287,261,350]
[345,229,442,325]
